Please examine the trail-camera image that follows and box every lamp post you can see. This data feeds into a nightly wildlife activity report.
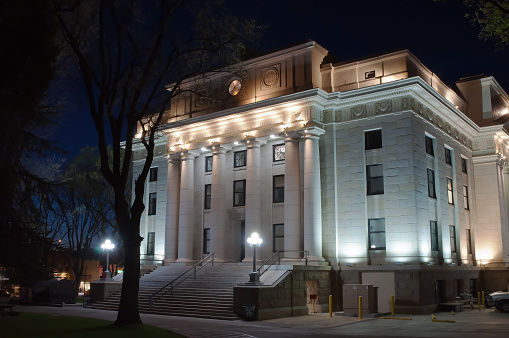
[101,239,114,280]
[247,232,263,284]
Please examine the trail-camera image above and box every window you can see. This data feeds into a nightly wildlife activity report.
[463,185,469,210]
[367,164,384,195]
[427,169,436,198]
[233,180,246,207]
[461,158,468,174]
[147,232,155,255]
[234,150,247,168]
[205,156,213,172]
[273,224,284,252]
[445,148,452,166]
[369,218,386,250]
[450,225,456,253]
[430,221,438,251]
[273,144,285,162]
[466,229,472,255]
[148,193,157,215]
[273,175,284,203]
[425,135,434,156]
[365,129,382,150]
[203,228,210,254]
[204,184,211,210]
[447,178,454,204]
[149,167,158,182]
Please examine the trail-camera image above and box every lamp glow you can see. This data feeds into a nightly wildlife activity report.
[101,239,115,280]
[247,232,263,284]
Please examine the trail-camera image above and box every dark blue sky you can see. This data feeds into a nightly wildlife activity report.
[52,0,509,158]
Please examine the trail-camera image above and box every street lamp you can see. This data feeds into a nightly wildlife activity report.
[247,232,263,284]
[101,239,114,280]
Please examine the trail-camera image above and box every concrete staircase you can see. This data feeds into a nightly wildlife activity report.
[87,263,254,320]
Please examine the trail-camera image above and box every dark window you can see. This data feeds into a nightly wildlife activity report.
[365,129,382,150]
[233,180,246,207]
[204,184,211,210]
[148,193,157,215]
[430,221,438,251]
[467,229,472,255]
[369,218,386,250]
[447,178,454,204]
[203,228,210,254]
[273,175,284,203]
[367,164,384,195]
[147,232,155,255]
[461,158,468,174]
[273,144,285,162]
[365,70,375,79]
[463,185,469,210]
[450,225,456,253]
[273,224,284,252]
[445,148,452,165]
[425,135,434,156]
[205,156,213,172]
[427,169,436,198]
[234,150,247,168]
[149,167,158,182]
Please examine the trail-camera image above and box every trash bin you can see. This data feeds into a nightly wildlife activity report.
[243,304,256,320]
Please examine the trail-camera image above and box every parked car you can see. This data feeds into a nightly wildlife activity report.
[486,291,509,313]
[0,289,12,303]
[485,291,505,308]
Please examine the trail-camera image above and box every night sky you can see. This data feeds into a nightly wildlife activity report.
[52,0,509,158]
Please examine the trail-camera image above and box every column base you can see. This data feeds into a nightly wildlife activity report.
[175,258,194,263]
[306,256,325,263]
[163,259,177,265]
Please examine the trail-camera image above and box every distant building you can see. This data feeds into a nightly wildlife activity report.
[132,41,509,311]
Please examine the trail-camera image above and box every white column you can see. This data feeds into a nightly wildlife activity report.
[284,132,302,260]
[302,127,325,262]
[210,146,226,262]
[244,139,261,261]
[164,155,180,263]
[176,152,195,262]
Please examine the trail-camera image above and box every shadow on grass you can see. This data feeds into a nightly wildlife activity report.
[1,312,183,338]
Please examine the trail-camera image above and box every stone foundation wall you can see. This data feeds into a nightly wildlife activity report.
[90,281,122,303]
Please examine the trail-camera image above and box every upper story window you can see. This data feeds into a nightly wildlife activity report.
[430,221,438,252]
[365,129,382,150]
[368,218,386,250]
[450,225,457,253]
[148,192,157,215]
[366,164,384,195]
[273,175,284,203]
[461,157,468,174]
[425,135,434,157]
[445,148,452,166]
[447,178,454,205]
[233,180,246,207]
[234,150,247,168]
[273,224,284,252]
[204,184,211,210]
[273,144,285,162]
[463,185,469,210]
[427,168,436,199]
[149,167,158,182]
[205,156,213,172]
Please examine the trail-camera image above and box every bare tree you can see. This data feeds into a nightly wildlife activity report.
[52,0,259,325]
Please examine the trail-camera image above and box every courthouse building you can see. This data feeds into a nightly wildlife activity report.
[132,41,509,310]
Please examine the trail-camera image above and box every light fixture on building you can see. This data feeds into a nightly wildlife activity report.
[101,239,115,280]
[395,262,402,266]
[247,232,263,284]
[201,147,207,151]
[234,141,239,145]
[270,134,276,139]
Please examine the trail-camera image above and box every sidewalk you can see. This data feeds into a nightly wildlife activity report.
[12,305,509,338]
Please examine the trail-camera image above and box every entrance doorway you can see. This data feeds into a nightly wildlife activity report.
[240,221,245,261]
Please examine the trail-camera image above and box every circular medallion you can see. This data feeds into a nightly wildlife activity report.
[228,79,242,96]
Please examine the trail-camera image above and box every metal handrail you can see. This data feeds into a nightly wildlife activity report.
[257,250,309,277]
[148,253,214,310]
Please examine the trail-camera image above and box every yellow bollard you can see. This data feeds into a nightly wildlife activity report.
[391,295,395,317]
[359,296,363,320]
[482,291,485,310]
[478,292,481,311]
[329,295,333,318]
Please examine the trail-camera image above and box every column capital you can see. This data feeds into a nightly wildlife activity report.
[299,126,325,139]
[246,138,266,149]
[180,150,199,161]
[281,131,301,144]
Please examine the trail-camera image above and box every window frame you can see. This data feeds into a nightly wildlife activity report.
[147,232,155,255]
[273,144,285,162]
[466,229,472,255]
[148,192,157,215]
[365,129,382,150]
[445,148,452,166]
[273,175,285,203]
[447,177,454,205]
[368,218,386,250]
[273,223,284,252]
[233,180,246,207]
[204,184,211,210]
[203,228,210,254]
[430,221,438,252]
[234,150,247,168]
[461,157,468,174]
[205,156,213,172]
[450,225,456,253]
[366,164,384,195]
[149,167,158,182]
[425,135,434,156]
[427,168,436,199]
[463,185,469,210]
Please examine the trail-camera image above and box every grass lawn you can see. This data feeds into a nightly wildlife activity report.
[1,312,183,337]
